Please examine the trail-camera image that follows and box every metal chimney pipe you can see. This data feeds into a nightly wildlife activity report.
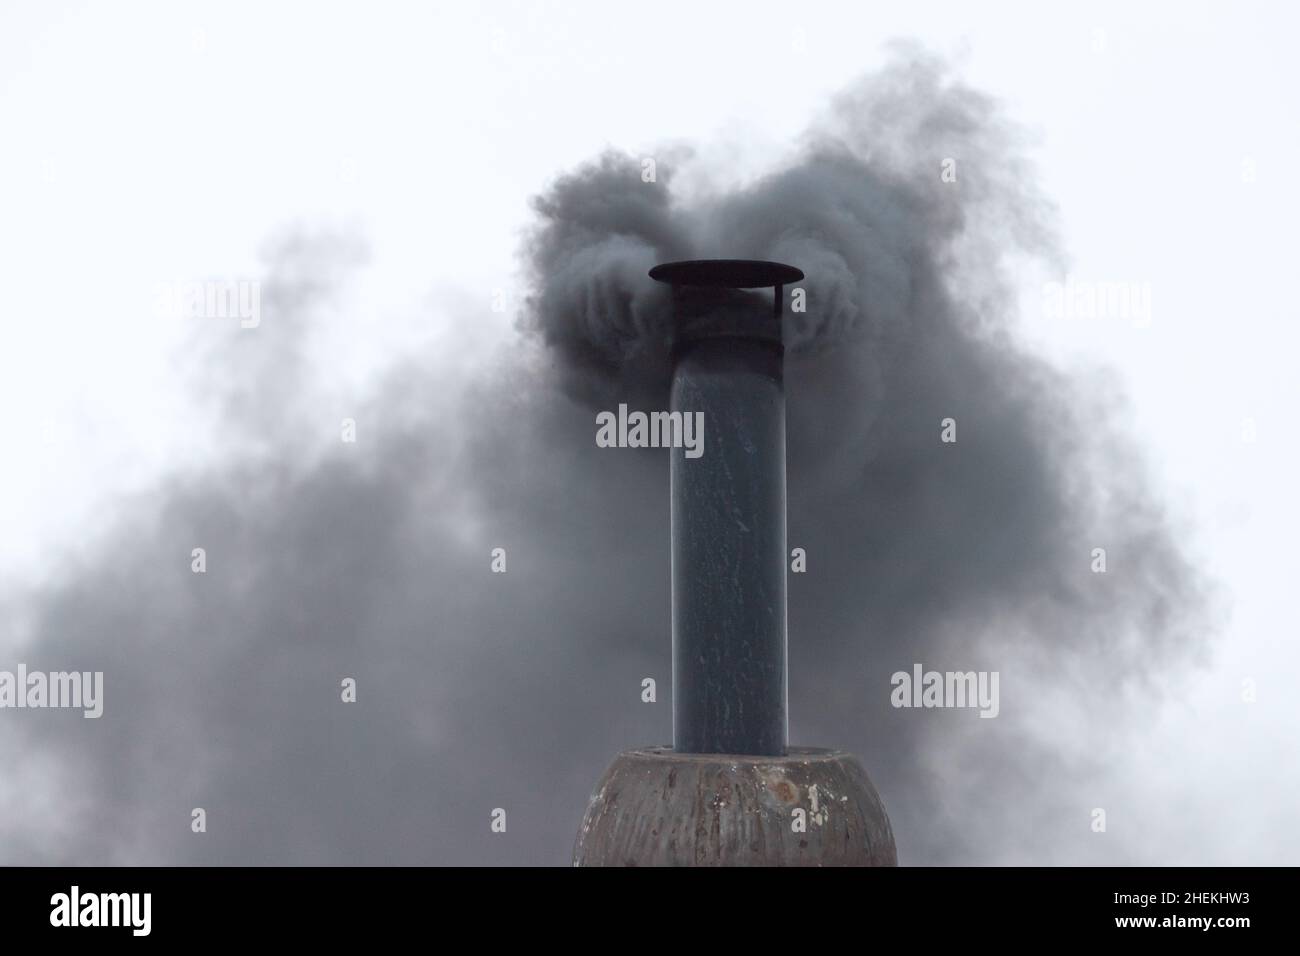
[649,259,803,756]
[574,258,897,866]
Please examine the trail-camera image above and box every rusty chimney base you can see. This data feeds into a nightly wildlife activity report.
[573,748,897,866]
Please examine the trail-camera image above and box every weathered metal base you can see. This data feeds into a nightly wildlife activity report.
[573,747,898,866]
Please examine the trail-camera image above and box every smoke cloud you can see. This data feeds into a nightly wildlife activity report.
[0,48,1209,865]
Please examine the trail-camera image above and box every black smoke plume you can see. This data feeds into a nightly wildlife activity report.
[0,48,1208,865]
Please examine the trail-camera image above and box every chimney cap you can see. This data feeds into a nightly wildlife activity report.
[650,259,803,289]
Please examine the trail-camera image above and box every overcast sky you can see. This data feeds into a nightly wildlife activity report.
[1,0,1297,865]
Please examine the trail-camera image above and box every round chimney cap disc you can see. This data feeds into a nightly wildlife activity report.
[649,259,804,288]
